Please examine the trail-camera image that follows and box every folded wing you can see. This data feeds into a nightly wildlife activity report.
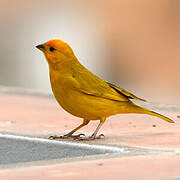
[106,82,146,102]
[70,67,145,102]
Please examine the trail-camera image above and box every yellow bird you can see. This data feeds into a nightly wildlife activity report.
[36,39,174,140]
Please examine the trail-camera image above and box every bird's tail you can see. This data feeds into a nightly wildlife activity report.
[141,107,175,123]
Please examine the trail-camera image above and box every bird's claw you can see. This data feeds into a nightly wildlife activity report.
[48,133,104,141]
[88,133,105,140]
[97,133,105,139]
[74,133,105,141]
[48,135,64,140]
[48,133,86,140]
[72,133,87,140]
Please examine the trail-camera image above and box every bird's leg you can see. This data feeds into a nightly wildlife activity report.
[48,119,90,140]
[89,119,105,139]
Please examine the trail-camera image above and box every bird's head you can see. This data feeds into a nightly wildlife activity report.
[36,39,75,65]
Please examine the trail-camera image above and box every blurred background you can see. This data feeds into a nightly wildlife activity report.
[0,0,179,104]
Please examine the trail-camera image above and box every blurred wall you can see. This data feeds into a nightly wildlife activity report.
[0,0,108,91]
[0,0,179,104]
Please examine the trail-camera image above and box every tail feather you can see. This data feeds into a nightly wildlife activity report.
[143,108,175,123]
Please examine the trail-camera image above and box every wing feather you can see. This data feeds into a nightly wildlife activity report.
[106,82,146,102]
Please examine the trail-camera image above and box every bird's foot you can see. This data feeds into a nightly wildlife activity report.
[48,133,86,140]
[89,133,105,140]
[74,133,105,141]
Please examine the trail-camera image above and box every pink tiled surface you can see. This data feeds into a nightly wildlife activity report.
[1,94,180,180]
[0,156,180,180]
[0,94,180,148]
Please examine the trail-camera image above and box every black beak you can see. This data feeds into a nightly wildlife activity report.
[36,44,45,51]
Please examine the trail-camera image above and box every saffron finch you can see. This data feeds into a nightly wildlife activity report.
[36,39,174,140]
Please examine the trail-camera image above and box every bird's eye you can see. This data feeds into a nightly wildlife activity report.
[49,47,55,52]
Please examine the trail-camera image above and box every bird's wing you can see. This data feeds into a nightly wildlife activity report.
[68,69,134,102]
[106,82,146,102]
[77,81,129,102]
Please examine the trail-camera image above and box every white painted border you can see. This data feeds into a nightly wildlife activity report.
[0,134,124,153]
